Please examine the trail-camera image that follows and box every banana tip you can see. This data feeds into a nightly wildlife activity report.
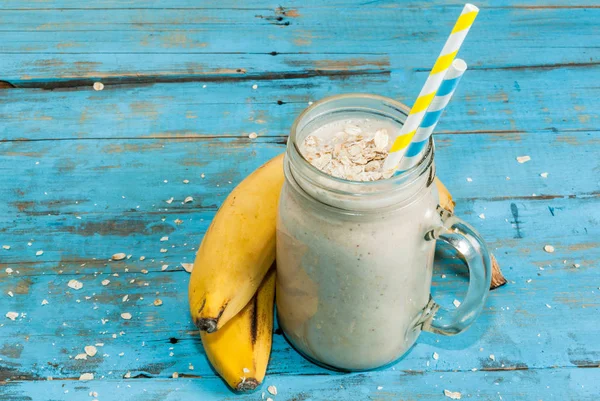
[196,317,218,333]
[236,378,260,392]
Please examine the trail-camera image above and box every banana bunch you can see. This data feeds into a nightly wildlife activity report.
[189,154,284,391]
[188,153,455,391]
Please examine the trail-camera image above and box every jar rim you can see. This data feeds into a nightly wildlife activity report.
[287,93,434,198]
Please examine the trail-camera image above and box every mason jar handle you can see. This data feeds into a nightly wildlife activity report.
[421,206,492,335]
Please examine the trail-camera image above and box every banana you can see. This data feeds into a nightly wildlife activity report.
[200,268,276,391]
[435,177,455,214]
[189,154,284,333]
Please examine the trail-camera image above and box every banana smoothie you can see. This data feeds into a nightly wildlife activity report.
[276,110,441,371]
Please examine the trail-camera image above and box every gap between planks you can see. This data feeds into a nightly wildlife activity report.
[0,69,389,90]
[0,128,597,143]
[3,363,598,384]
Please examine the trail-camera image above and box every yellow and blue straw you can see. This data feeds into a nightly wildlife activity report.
[383,3,479,172]
[396,59,467,172]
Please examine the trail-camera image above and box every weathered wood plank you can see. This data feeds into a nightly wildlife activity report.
[1,7,596,56]
[1,6,597,85]
[2,0,598,9]
[2,67,599,138]
[0,131,598,237]
[2,364,600,401]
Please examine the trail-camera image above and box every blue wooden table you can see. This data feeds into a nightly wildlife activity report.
[1,1,599,400]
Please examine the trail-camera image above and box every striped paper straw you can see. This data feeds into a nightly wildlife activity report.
[396,59,467,172]
[383,3,479,172]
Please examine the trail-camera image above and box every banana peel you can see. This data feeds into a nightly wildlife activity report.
[189,154,284,333]
[200,268,276,391]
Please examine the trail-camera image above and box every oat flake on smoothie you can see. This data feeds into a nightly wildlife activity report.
[301,120,396,182]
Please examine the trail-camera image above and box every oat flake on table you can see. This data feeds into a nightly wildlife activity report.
[444,389,462,399]
[68,279,83,290]
[6,311,19,321]
[301,125,393,182]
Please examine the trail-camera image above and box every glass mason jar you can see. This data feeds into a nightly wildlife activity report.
[276,94,492,371]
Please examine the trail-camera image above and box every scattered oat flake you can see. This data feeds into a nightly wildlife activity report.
[252,84,258,90]
[102,279,110,286]
[112,253,126,261]
[41,299,49,306]
[189,364,194,370]
[160,236,169,242]
[8,291,13,297]
[267,385,278,395]
[68,279,83,290]
[546,303,552,309]
[6,267,14,274]
[36,250,44,256]
[526,279,532,283]
[267,398,274,401]
[201,173,205,178]
[466,177,472,182]
[121,312,132,320]
[181,263,194,273]
[93,82,104,91]
[174,219,183,225]
[172,372,179,378]
[184,196,193,203]
[489,354,495,361]
[124,371,131,378]
[161,264,169,271]
[516,155,531,163]
[183,179,189,184]
[2,245,10,250]
[141,269,148,274]
[453,299,461,308]
[75,353,87,360]
[165,197,174,204]
[122,295,129,302]
[444,389,462,399]
[243,367,250,373]
[540,172,548,178]
[83,345,98,356]
[574,263,580,268]
[249,132,258,139]
[433,352,439,360]
[544,245,555,253]
[6,312,19,321]
[79,373,94,381]
[153,299,163,306]
[478,213,485,219]
[160,248,168,253]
